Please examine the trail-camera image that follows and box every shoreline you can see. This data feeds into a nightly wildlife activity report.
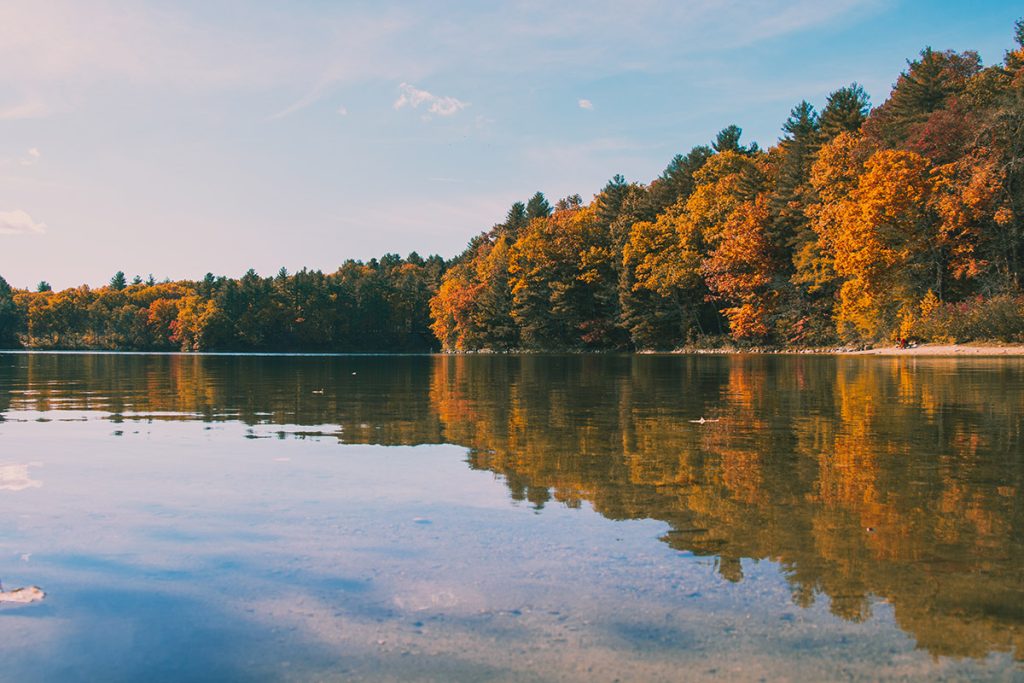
[671,343,1024,356]
[4,343,1024,357]
[848,343,1024,356]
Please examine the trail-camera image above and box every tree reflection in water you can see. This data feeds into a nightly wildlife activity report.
[1,352,1021,660]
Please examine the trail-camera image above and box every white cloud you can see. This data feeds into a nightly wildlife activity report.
[394,83,433,109]
[0,209,47,235]
[18,147,41,166]
[337,105,348,116]
[578,99,594,110]
[394,83,468,116]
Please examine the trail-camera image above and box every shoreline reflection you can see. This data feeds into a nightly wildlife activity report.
[1,352,1021,661]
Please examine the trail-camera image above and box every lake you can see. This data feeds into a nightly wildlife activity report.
[0,352,1022,682]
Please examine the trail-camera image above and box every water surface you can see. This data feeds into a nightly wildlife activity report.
[1,353,1022,681]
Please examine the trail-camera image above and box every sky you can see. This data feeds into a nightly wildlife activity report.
[0,0,1021,289]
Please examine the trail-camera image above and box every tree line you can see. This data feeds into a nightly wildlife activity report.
[0,256,443,351]
[3,20,1024,352]
[431,20,1024,350]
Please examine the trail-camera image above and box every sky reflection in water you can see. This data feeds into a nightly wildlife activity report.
[0,353,1022,682]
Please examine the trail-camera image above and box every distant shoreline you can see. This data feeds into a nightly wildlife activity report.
[4,343,1024,357]
[666,343,1024,356]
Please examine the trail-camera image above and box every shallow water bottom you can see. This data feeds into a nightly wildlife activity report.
[1,415,1017,682]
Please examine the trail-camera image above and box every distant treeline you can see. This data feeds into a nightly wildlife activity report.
[3,20,1024,352]
[0,256,444,351]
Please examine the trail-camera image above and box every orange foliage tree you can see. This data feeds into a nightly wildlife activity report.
[703,196,777,340]
[827,149,940,340]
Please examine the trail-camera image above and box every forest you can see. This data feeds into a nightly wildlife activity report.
[0,257,443,352]
[2,20,1023,352]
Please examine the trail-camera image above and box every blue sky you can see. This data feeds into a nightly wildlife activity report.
[0,0,1021,289]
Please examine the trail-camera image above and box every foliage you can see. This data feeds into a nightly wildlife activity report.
[908,292,1024,342]
[7,19,1024,352]
[2,254,445,351]
[426,20,1024,350]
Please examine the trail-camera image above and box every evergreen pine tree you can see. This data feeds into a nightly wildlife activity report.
[647,146,713,214]
[819,84,870,139]
[504,202,528,234]
[0,275,22,348]
[525,192,552,219]
[772,101,822,252]
[713,125,744,153]
[595,175,629,227]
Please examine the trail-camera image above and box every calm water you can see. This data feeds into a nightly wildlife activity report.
[0,353,1022,682]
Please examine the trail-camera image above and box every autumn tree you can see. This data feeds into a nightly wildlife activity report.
[703,196,777,341]
[865,48,981,148]
[800,132,874,299]
[171,296,225,351]
[828,150,941,340]
[623,203,707,345]
[430,263,481,351]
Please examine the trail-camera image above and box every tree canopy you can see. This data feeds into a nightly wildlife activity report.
[5,20,1024,351]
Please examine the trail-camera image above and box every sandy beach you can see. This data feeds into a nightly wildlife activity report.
[674,343,1024,356]
[850,344,1024,356]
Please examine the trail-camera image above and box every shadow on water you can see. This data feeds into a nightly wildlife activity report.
[1,352,1023,662]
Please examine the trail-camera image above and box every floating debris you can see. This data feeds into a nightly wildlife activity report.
[0,582,45,605]
[688,418,720,424]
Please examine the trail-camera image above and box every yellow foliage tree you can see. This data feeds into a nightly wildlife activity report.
[828,149,939,341]
[171,296,224,351]
[801,132,874,294]
[429,263,482,351]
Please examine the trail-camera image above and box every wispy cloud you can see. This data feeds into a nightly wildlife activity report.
[0,0,879,121]
[0,99,51,120]
[19,148,41,166]
[0,209,47,235]
[578,99,594,110]
[337,105,348,116]
[414,1,881,79]
[0,0,346,118]
[394,83,468,116]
